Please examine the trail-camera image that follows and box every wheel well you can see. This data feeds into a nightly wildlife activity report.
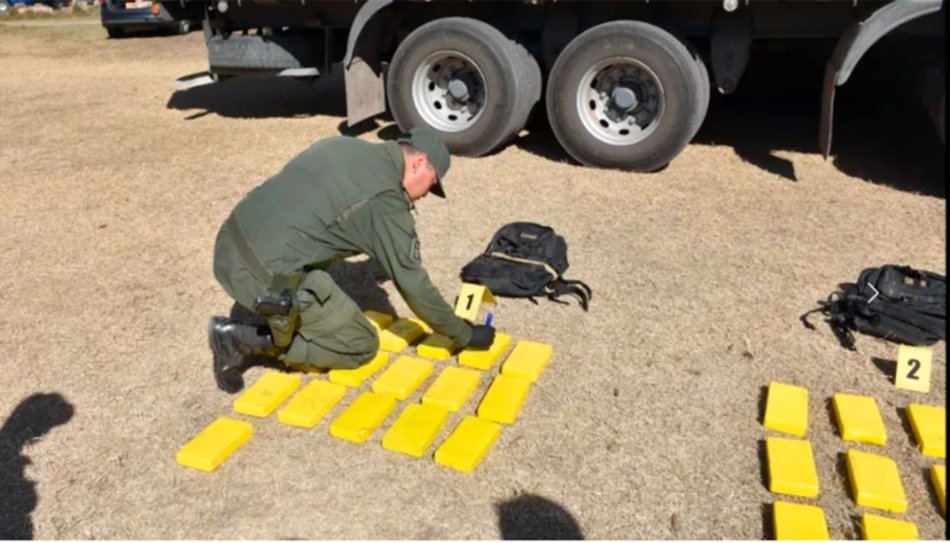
[343,2,716,128]
[369,5,710,76]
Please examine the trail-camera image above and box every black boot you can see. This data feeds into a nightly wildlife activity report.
[208,316,277,393]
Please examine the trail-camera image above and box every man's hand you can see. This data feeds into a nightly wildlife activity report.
[467,324,496,350]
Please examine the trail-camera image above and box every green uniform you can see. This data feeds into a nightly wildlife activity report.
[213,137,472,369]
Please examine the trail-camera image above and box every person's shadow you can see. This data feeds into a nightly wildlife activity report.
[496,494,584,540]
[324,258,398,316]
[0,393,75,540]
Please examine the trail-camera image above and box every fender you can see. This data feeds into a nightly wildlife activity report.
[343,0,395,68]
[819,0,943,157]
[343,0,395,126]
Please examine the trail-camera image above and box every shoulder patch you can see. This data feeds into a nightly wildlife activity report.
[411,236,421,262]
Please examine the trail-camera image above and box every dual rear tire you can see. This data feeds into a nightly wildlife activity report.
[387,18,709,171]
[546,21,709,171]
[387,17,541,157]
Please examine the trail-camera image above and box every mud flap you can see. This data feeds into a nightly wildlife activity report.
[343,0,394,126]
[345,58,386,126]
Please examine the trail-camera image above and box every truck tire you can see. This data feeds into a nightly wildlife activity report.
[207,34,318,71]
[546,21,706,171]
[387,17,541,157]
[684,39,710,140]
[507,44,543,142]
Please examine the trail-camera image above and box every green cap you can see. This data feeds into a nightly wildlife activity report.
[399,127,450,198]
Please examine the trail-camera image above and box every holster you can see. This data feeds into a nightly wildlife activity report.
[254,289,300,348]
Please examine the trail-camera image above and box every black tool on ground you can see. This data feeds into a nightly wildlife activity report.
[461,222,592,310]
[801,265,946,350]
[254,289,300,348]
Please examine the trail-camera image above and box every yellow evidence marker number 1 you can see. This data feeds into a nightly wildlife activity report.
[895,344,933,393]
[454,283,495,323]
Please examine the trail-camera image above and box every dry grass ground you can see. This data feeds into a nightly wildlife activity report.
[0,21,945,540]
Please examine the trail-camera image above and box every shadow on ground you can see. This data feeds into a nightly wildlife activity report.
[0,393,75,540]
[757,385,768,425]
[870,356,897,382]
[517,39,945,196]
[921,466,944,514]
[107,27,192,40]
[167,40,945,197]
[496,494,584,540]
[324,258,398,316]
[761,503,773,540]
[167,71,346,121]
[757,440,769,491]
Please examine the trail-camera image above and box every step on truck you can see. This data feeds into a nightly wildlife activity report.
[162,0,945,171]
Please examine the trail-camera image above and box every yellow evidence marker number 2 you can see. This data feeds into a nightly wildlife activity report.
[454,283,495,322]
[895,344,933,393]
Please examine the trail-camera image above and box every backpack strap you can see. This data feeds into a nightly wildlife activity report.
[544,278,593,311]
[799,292,857,350]
[487,251,560,280]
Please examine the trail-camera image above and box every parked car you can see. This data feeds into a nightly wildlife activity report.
[100,0,196,38]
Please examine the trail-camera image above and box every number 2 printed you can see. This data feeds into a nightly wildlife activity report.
[906,358,921,380]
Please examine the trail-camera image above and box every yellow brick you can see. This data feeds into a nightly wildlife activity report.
[416,333,458,361]
[766,437,820,498]
[410,318,433,334]
[500,340,553,383]
[329,392,396,444]
[477,374,532,425]
[772,501,829,540]
[232,371,301,418]
[378,318,427,352]
[277,380,346,429]
[907,403,945,458]
[763,382,808,437]
[287,363,325,374]
[371,355,434,400]
[931,465,945,516]
[422,366,481,412]
[833,393,887,446]
[434,415,501,473]
[364,310,395,333]
[328,351,389,388]
[459,332,512,371]
[861,513,918,540]
[176,417,252,472]
[381,403,449,458]
[846,449,907,513]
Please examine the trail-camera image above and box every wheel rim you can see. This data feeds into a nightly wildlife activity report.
[575,57,665,146]
[411,50,487,133]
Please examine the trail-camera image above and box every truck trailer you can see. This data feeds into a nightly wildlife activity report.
[162,0,946,171]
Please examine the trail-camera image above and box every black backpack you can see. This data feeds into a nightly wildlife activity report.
[801,265,946,350]
[460,222,592,310]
